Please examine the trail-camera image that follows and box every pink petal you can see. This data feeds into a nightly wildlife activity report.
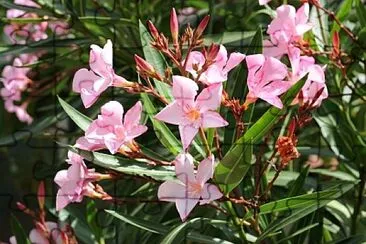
[196,83,223,112]
[262,57,288,83]
[258,94,284,109]
[223,52,245,73]
[54,170,68,187]
[89,40,113,78]
[196,155,215,185]
[185,51,205,76]
[176,198,199,221]
[179,125,199,150]
[29,229,48,244]
[200,183,223,205]
[104,139,123,154]
[126,125,148,141]
[175,153,195,183]
[307,64,325,84]
[201,65,227,84]
[72,68,100,93]
[214,45,228,68]
[75,136,105,151]
[158,180,187,202]
[56,190,71,211]
[201,111,228,128]
[172,76,198,107]
[101,101,124,125]
[124,101,142,130]
[154,101,187,125]
[259,0,271,5]
[9,236,16,244]
[245,54,265,71]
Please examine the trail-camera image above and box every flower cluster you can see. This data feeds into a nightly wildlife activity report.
[53,3,329,222]
[0,0,69,124]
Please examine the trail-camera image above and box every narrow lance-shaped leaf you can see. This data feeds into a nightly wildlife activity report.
[215,77,307,194]
[10,214,31,244]
[106,210,233,244]
[256,182,355,241]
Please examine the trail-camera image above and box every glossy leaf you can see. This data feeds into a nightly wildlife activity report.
[215,77,306,194]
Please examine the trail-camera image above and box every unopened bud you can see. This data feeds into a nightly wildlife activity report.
[16,202,27,211]
[147,20,159,39]
[194,15,210,39]
[276,136,300,166]
[134,55,163,81]
[170,8,179,45]
[37,181,45,211]
[206,44,220,62]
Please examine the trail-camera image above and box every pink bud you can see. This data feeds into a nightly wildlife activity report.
[194,15,210,39]
[37,181,45,211]
[170,8,179,45]
[134,54,163,80]
[16,202,27,211]
[147,20,159,39]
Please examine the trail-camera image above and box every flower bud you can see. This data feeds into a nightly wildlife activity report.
[194,15,210,39]
[170,8,179,45]
[147,20,159,39]
[134,55,163,81]
[37,181,45,211]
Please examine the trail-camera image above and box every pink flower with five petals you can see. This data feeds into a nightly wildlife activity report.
[158,153,223,221]
[73,40,129,108]
[76,101,148,154]
[155,76,228,150]
[289,48,328,107]
[263,4,312,58]
[185,45,245,85]
[245,54,291,109]
[54,151,97,210]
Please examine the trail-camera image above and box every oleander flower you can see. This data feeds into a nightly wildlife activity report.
[289,48,328,107]
[10,221,63,244]
[54,152,97,210]
[185,45,245,85]
[245,54,291,109]
[76,101,148,154]
[155,76,228,150]
[263,4,312,58]
[158,153,222,221]
[73,40,130,108]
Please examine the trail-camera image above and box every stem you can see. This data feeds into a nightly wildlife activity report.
[224,201,248,243]
[199,127,211,156]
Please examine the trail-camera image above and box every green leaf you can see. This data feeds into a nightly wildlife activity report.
[277,223,319,243]
[245,27,263,55]
[215,77,306,194]
[86,200,103,241]
[139,20,172,100]
[309,168,357,181]
[58,96,92,131]
[355,0,366,27]
[161,218,228,244]
[10,214,31,244]
[287,166,310,197]
[256,183,355,241]
[70,146,175,181]
[106,210,233,244]
[204,31,256,45]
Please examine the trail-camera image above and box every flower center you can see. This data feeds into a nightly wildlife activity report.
[186,108,200,122]
[188,182,203,195]
[114,125,126,141]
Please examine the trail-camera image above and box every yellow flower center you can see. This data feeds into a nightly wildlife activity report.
[186,108,200,122]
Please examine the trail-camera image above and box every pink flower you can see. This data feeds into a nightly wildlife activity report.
[54,151,97,210]
[263,4,312,58]
[76,101,148,154]
[289,48,328,107]
[10,222,63,244]
[259,0,271,5]
[185,45,245,85]
[155,76,228,150]
[0,58,34,124]
[158,153,223,221]
[73,40,128,108]
[245,54,291,109]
